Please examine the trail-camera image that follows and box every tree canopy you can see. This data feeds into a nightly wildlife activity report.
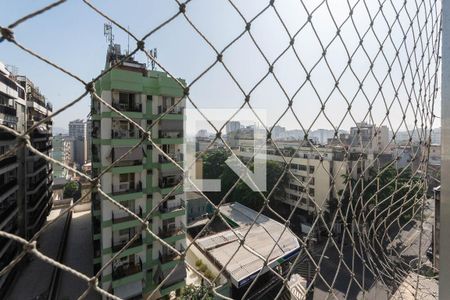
[202,149,286,211]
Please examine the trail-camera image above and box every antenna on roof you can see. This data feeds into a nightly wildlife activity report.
[127,26,130,55]
[147,48,158,71]
[5,65,18,77]
[104,23,114,47]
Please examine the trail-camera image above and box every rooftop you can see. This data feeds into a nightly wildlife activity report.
[196,202,300,287]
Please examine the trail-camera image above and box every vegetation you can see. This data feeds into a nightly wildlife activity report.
[181,284,213,300]
[202,149,286,211]
[63,181,79,199]
[194,260,215,281]
[338,166,425,225]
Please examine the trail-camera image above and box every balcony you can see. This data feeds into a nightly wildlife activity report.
[158,224,184,239]
[93,239,101,259]
[112,258,142,281]
[154,262,186,290]
[112,101,142,113]
[92,196,100,211]
[112,235,143,252]
[0,156,17,168]
[157,105,183,115]
[0,179,18,195]
[27,186,47,207]
[159,176,182,189]
[111,181,143,196]
[158,246,184,264]
[112,206,143,224]
[159,200,185,214]
[93,217,101,235]
[0,104,17,116]
[111,129,142,139]
[158,130,183,139]
[92,126,100,138]
[158,153,182,164]
[0,202,18,228]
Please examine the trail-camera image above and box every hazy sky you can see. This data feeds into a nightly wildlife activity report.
[0,0,441,134]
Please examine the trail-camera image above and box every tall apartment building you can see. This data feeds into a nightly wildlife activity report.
[51,134,67,179]
[0,62,25,292]
[69,119,87,167]
[0,62,53,293]
[226,121,240,134]
[91,44,186,299]
[348,122,389,154]
[69,118,85,138]
[16,75,53,239]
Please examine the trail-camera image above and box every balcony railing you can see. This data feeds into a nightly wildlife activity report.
[111,129,142,139]
[112,206,143,224]
[111,182,143,196]
[93,217,101,235]
[158,130,183,139]
[0,201,18,224]
[112,257,142,280]
[159,201,185,214]
[111,236,143,252]
[93,240,101,258]
[158,153,182,163]
[159,251,179,264]
[112,102,142,113]
[158,245,184,264]
[159,176,182,189]
[157,105,183,115]
[0,156,17,168]
[0,105,17,116]
[158,224,184,239]
[0,179,18,195]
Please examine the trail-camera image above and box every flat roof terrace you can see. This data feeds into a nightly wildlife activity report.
[196,203,300,288]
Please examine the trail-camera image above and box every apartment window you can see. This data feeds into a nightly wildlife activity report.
[123,200,135,210]
[147,95,153,101]
[163,218,176,229]
[119,173,129,183]
[309,166,315,173]
[296,164,307,171]
[309,188,315,196]
[119,92,135,105]
[119,228,129,236]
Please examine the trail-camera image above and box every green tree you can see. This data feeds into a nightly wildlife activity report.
[63,181,79,199]
[181,284,213,300]
[202,149,230,181]
[340,166,424,225]
[201,149,287,210]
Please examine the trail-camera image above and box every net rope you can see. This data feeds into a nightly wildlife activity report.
[0,0,441,299]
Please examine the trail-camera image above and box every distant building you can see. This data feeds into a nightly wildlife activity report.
[51,134,68,179]
[85,119,92,162]
[69,119,85,139]
[429,144,441,166]
[237,139,367,236]
[68,119,89,167]
[271,125,286,140]
[226,121,240,134]
[309,129,335,145]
